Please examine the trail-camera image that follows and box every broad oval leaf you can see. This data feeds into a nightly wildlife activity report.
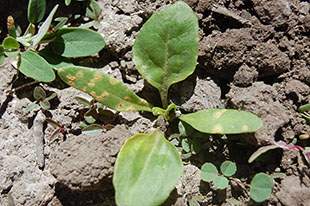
[50,28,105,57]
[132,1,198,108]
[201,162,218,182]
[19,50,55,82]
[33,86,46,100]
[32,4,59,47]
[28,0,46,23]
[220,161,237,177]
[113,129,183,206]
[213,176,229,190]
[179,109,263,134]
[3,36,20,49]
[250,173,273,202]
[57,66,153,112]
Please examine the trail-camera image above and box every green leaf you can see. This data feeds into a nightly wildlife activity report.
[132,1,198,108]
[213,176,229,190]
[19,50,55,82]
[45,93,57,101]
[39,99,51,110]
[86,0,101,20]
[0,46,4,55]
[24,102,39,114]
[65,0,72,6]
[38,47,73,69]
[179,109,263,134]
[50,27,105,57]
[53,17,68,31]
[57,66,153,112]
[28,0,46,23]
[181,138,191,153]
[33,86,46,100]
[220,161,237,177]
[75,96,92,107]
[7,16,17,38]
[81,124,103,135]
[201,162,218,182]
[248,144,281,163]
[113,130,183,206]
[3,36,20,49]
[270,172,286,179]
[298,103,310,113]
[250,173,273,203]
[84,110,97,124]
[32,4,59,47]
[0,55,4,65]
[5,50,19,58]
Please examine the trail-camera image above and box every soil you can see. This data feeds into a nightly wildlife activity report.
[1,0,310,205]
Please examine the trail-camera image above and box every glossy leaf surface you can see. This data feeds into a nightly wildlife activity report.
[213,176,229,190]
[250,173,273,202]
[179,109,263,134]
[28,0,46,23]
[133,1,198,107]
[113,130,183,206]
[57,66,153,112]
[19,51,55,82]
[50,28,105,57]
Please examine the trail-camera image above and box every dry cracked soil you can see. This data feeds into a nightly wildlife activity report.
[1,0,310,205]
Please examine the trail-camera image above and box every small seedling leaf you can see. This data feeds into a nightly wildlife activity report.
[0,55,4,65]
[65,0,71,6]
[179,109,263,134]
[226,198,241,205]
[248,144,281,163]
[213,176,229,190]
[32,4,59,47]
[201,163,218,182]
[113,129,183,206]
[81,124,103,135]
[250,173,273,203]
[86,0,101,20]
[3,36,20,49]
[181,138,191,153]
[270,172,286,179]
[178,121,194,137]
[24,102,39,114]
[133,1,199,108]
[220,161,237,177]
[57,66,153,112]
[50,28,105,57]
[5,50,19,58]
[28,0,46,23]
[45,93,57,101]
[298,104,310,113]
[84,110,97,124]
[0,46,4,55]
[75,96,91,107]
[33,86,46,100]
[19,50,55,82]
[53,17,68,30]
[39,99,51,110]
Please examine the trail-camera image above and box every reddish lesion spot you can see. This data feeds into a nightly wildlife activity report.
[96,96,102,100]
[94,74,101,80]
[76,71,83,78]
[101,92,108,98]
[66,74,76,81]
[118,103,124,108]
[91,91,96,97]
[68,81,74,86]
[88,80,95,87]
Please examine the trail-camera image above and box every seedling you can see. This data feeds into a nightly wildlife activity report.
[24,86,56,113]
[250,173,273,203]
[201,161,237,190]
[1,0,105,83]
[74,96,116,135]
[57,2,264,205]
[45,118,66,141]
[298,103,310,139]
[248,140,310,164]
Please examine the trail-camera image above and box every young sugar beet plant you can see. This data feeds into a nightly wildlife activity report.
[57,2,263,205]
[0,0,105,83]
